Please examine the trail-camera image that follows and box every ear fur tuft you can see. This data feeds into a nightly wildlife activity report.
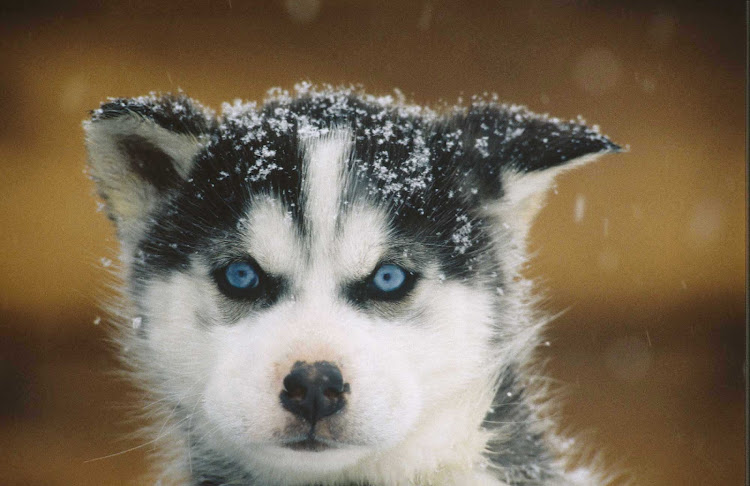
[84,94,215,238]
[458,103,620,238]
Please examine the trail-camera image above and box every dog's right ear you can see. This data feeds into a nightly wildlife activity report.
[84,94,214,238]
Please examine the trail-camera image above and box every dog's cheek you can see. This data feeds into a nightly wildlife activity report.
[202,322,291,443]
[406,281,497,400]
[337,323,424,446]
[139,274,219,401]
[332,283,496,445]
[137,273,286,446]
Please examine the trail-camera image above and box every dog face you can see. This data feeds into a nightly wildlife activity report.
[85,86,616,484]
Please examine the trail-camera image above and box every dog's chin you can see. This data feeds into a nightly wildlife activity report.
[250,440,371,477]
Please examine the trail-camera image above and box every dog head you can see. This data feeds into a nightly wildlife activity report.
[85,85,617,483]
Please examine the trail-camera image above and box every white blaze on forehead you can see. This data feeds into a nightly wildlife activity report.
[243,197,302,275]
[335,204,390,279]
[300,129,353,248]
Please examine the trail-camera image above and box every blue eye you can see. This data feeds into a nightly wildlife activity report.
[214,259,282,304]
[347,262,418,303]
[224,261,260,290]
[371,264,408,293]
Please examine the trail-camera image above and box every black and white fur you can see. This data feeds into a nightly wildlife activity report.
[85,84,619,486]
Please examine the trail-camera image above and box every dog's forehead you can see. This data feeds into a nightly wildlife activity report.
[242,131,390,278]
[243,198,389,279]
[202,95,451,252]
[137,93,493,282]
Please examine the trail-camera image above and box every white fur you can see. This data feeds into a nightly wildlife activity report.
[496,153,606,242]
[133,191,505,484]
[300,130,352,249]
[242,197,303,275]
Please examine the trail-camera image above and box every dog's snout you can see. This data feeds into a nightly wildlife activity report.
[280,361,348,424]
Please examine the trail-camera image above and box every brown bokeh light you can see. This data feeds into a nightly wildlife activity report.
[0,1,744,485]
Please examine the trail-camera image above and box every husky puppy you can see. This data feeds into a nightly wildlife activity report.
[85,84,618,486]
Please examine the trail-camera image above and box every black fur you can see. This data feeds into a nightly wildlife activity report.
[93,94,216,137]
[117,135,184,191]
[484,367,557,483]
[114,90,616,304]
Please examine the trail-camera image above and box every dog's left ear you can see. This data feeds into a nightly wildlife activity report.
[464,107,620,239]
[84,94,214,240]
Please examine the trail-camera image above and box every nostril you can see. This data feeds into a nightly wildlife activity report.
[322,381,348,400]
[285,384,307,401]
[283,375,307,401]
[323,387,341,400]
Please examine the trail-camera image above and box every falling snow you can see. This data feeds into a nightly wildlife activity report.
[574,194,586,223]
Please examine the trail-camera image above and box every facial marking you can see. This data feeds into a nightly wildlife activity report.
[334,205,390,281]
[300,129,353,251]
[243,197,302,276]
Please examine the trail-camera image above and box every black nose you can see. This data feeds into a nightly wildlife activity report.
[280,361,348,424]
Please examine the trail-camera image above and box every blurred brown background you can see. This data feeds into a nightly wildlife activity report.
[0,1,745,485]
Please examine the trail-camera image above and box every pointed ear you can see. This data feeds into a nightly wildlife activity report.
[471,108,621,238]
[84,94,214,238]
